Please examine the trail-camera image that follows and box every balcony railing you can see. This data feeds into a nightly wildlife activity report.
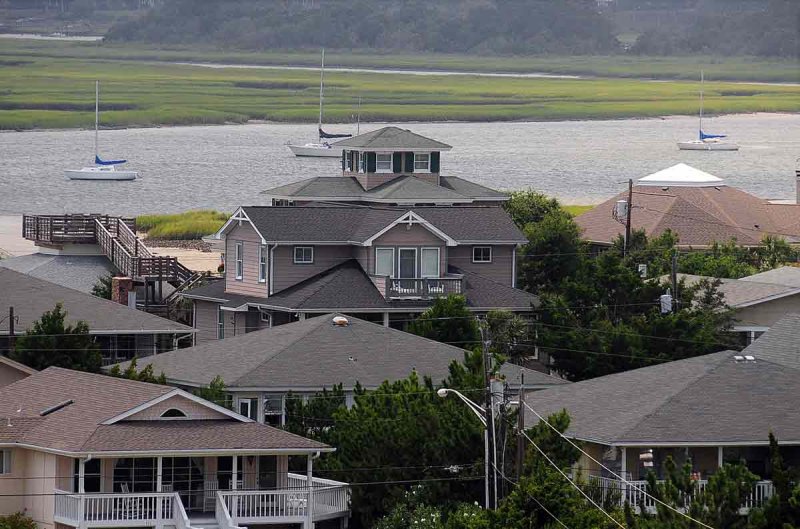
[370,275,463,299]
[586,476,774,515]
[54,490,180,528]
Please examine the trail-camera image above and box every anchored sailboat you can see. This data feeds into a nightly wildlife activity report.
[678,71,739,151]
[287,49,352,158]
[65,81,139,180]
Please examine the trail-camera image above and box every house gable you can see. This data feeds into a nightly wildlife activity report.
[362,211,457,247]
[102,389,249,424]
[0,357,36,388]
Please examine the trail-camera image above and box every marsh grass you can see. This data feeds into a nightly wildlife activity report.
[563,205,594,216]
[137,210,230,240]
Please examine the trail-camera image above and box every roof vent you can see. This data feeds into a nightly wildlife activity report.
[744,355,756,362]
[40,399,74,416]
[332,316,349,327]
[733,355,745,362]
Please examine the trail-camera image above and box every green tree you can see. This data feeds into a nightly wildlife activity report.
[193,375,231,409]
[0,512,37,529]
[106,358,167,384]
[485,310,535,363]
[91,272,114,300]
[755,433,800,528]
[10,303,102,372]
[408,295,480,348]
[284,383,351,437]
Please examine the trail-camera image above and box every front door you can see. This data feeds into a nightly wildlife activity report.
[398,248,417,290]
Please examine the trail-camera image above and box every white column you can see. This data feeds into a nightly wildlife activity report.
[305,455,314,529]
[620,447,627,478]
[78,459,86,493]
[156,457,164,529]
[231,456,239,525]
[383,312,389,327]
[718,446,724,469]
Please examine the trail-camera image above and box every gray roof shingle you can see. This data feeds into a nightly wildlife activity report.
[671,273,800,307]
[333,126,452,150]
[741,266,800,288]
[115,313,567,392]
[0,268,192,335]
[0,254,113,294]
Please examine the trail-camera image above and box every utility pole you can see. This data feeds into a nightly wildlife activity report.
[624,178,633,256]
[478,317,496,509]
[516,372,525,480]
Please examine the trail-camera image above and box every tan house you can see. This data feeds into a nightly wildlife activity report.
[0,356,36,388]
[0,368,348,529]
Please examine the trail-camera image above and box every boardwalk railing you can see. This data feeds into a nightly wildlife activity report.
[586,476,774,515]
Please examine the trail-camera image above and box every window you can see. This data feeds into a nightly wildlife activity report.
[217,307,224,340]
[263,395,284,426]
[113,458,155,493]
[294,246,314,264]
[258,245,267,283]
[234,242,243,280]
[238,397,259,421]
[0,450,10,475]
[376,153,393,173]
[160,408,188,418]
[414,153,431,172]
[345,151,353,171]
[74,458,101,493]
[398,248,417,279]
[421,248,440,278]
[375,248,395,277]
[473,246,492,263]
[260,311,270,323]
[357,152,365,173]
[271,199,294,207]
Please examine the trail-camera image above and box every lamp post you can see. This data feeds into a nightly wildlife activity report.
[437,388,492,509]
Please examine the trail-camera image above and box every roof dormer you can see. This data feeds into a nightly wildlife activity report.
[334,127,452,190]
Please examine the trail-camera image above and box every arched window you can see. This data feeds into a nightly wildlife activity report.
[160,408,187,418]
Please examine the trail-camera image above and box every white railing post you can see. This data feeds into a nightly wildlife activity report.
[305,455,314,529]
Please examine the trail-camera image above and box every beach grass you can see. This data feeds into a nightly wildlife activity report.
[137,210,230,240]
[0,40,798,130]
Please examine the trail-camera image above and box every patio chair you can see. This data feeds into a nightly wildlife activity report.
[203,480,219,512]
[118,483,136,520]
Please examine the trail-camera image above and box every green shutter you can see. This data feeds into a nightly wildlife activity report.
[430,151,440,173]
[404,152,414,173]
[367,152,377,173]
[392,152,402,173]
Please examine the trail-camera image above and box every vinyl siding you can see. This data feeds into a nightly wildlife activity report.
[225,223,268,297]
[125,394,229,420]
[734,294,800,328]
[271,245,354,293]
[448,245,515,285]
[0,448,60,529]
[193,300,222,344]
[373,225,447,277]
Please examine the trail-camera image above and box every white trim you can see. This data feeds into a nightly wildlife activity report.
[217,306,225,339]
[413,152,431,173]
[375,152,393,173]
[397,247,418,279]
[0,356,38,375]
[0,449,10,475]
[269,244,278,296]
[213,207,268,244]
[472,246,492,263]
[0,442,334,457]
[730,288,800,308]
[362,211,457,247]
[374,247,395,276]
[732,325,770,332]
[234,241,243,280]
[293,246,314,264]
[420,247,440,278]
[102,388,252,425]
[512,246,517,288]
[258,245,267,283]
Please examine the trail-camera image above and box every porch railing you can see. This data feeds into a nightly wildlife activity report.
[586,476,774,515]
[288,473,350,517]
[220,489,308,522]
[54,490,179,527]
[369,275,463,299]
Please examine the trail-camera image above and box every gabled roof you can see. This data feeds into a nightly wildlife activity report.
[0,367,328,454]
[576,171,800,247]
[0,356,37,382]
[0,254,113,294]
[0,268,193,335]
[261,175,508,204]
[741,266,800,288]
[638,163,725,187]
[226,206,526,245]
[525,314,800,446]
[672,273,800,308]
[333,126,452,150]
[114,313,566,392]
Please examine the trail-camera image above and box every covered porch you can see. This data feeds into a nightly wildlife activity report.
[53,453,349,529]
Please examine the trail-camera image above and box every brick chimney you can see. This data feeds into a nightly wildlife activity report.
[111,277,135,308]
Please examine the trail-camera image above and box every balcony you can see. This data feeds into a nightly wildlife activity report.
[370,275,463,299]
[54,474,349,529]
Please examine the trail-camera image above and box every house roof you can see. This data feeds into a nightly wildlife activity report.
[333,126,452,150]
[575,166,800,247]
[183,261,538,312]
[741,266,800,288]
[113,313,567,392]
[261,175,507,204]
[236,206,526,245]
[0,367,328,454]
[0,254,113,294]
[671,273,800,308]
[0,356,37,376]
[524,314,800,446]
[637,163,725,187]
[0,268,192,335]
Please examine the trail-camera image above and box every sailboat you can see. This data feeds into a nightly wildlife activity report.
[65,81,139,180]
[287,49,352,158]
[677,71,739,151]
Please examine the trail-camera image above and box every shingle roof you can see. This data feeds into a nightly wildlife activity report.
[239,206,526,244]
[333,126,452,150]
[115,314,566,392]
[576,175,800,247]
[671,273,800,307]
[0,367,327,453]
[525,314,800,445]
[0,254,113,294]
[262,175,507,203]
[741,266,800,288]
[0,268,192,335]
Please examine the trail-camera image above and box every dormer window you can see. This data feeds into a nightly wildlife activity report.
[414,153,431,173]
[160,408,188,418]
[376,153,392,173]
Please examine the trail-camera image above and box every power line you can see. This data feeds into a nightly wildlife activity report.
[494,467,572,529]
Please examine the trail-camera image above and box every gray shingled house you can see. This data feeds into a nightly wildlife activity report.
[262,127,508,207]
[0,268,194,365]
[113,314,568,426]
[523,313,800,514]
[0,367,348,529]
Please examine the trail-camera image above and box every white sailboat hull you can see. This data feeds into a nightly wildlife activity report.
[287,143,343,158]
[677,140,739,151]
[65,166,139,180]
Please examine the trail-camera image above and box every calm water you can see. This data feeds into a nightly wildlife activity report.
[1,113,798,216]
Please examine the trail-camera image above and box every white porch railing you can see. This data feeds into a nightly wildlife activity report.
[220,489,308,523]
[586,476,774,514]
[54,490,191,528]
[288,473,351,520]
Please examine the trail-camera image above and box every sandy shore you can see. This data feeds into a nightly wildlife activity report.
[0,215,35,258]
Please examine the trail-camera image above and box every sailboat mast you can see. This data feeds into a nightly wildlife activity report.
[699,70,704,139]
[95,80,99,160]
[318,49,325,142]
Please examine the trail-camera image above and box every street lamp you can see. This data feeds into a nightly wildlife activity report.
[437,388,493,509]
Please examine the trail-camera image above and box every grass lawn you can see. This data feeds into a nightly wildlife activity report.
[137,210,229,240]
[1,40,798,130]
[562,205,594,216]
